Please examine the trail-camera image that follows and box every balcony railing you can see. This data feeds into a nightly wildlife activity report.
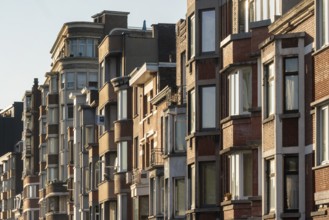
[151,148,163,167]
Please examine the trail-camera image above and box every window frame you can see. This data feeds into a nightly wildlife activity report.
[317,0,329,48]
[201,86,216,129]
[118,89,128,120]
[188,89,196,134]
[283,156,299,212]
[266,159,275,213]
[199,162,216,206]
[264,62,275,118]
[201,9,216,53]
[283,57,299,113]
[318,105,329,165]
[188,14,196,59]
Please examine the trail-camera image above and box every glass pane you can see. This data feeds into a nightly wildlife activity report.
[67,73,75,89]
[189,15,195,57]
[285,58,298,73]
[202,10,215,52]
[242,70,252,112]
[285,75,298,110]
[286,174,299,209]
[243,153,252,196]
[321,107,328,162]
[189,90,195,133]
[202,163,216,205]
[77,72,87,89]
[86,39,94,57]
[269,160,275,211]
[202,86,216,128]
[175,114,186,151]
[175,179,185,216]
[78,39,86,56]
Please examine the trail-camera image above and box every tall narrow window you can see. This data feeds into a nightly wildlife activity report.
[319,105,329,164]
[77,72,87,89]
[200,162,216,206]
[174,178,185,217]
[67,104,74,119]
[66,72,75,90]
[265,62,275,117]
[189,90,196,133]
[189,14,195,58]
[284,57,299,112]
[181,52,187,103]
[188,164,195,209]
[201,10,215,52]
[88,72,98,88]
[118,90,127,120]
[267,159,275,213]
[229,152,252,199]
[319,0,329,47]
[284,156,299,211]
[51,76,58,93]
[238,0,248,32]
[118,141,127,172]
[229,68,252,115]
[201,86,216,128]
[175,114,186,152]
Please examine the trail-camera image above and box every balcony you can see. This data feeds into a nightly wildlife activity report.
[99,35,123,61]
[114,120,133,142]
[45,212,68,220]
[46,182,68,196]
[150,148,163,167]
[99,131,116,156]
[47,94,59,106]
[132,169,148,185]
[98,181,115,202]
[99,82,116,109]
[88,190,98,204]
[114,173,128,194]
[39,188,46,199]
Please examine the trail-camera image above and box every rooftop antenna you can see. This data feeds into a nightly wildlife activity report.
[142,20,147,31]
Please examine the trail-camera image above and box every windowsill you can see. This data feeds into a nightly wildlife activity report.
[220,32,252,48]
[221,199,250,206]
[279,112,300,119]
[220,145,255,155]
[263,212,276,219]
[162,151,186,159]
[311,209,328,217]
[312,44,329,57]
[263,114,275,124]
[220,114,251,124]
[186,207,220,214]
[194,52,218,60]
[280,212,301,218]
[312,162,329,171]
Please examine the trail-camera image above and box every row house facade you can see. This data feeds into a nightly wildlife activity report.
[2,1,329,219]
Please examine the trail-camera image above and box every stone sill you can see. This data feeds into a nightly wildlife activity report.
[263,212,275,219]
[311,209,327,217]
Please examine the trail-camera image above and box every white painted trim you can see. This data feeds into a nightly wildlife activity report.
[305,144,314,155]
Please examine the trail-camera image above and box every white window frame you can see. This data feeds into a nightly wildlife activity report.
[229,152,253,200]
[318,0,329,48]
[117,141,127,172]
[189,14,195,58]
[228,68,252,116]
[319,105,329,165]
[174,178,185,217]
[118,89,128,120]
[265,62,275,117]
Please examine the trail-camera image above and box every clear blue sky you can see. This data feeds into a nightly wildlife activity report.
[0,0,186,109]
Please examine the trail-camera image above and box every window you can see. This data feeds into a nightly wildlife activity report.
[118,141,127,172]
[228,68,252,115]
[319,105,329,164]
[110,57,121,78]
[283,57,299,112]
[265,62,275,117]
[175,114,186,152]
[69,38,96,57]
[85,126,94,146]
[118,90,127,120]
[318,0,329,47]
[238,0,248,32]
[27,185,37,198]
[188,90,196,133]
[100,61,105,88]
[51,76,58,93]
[181,52,187,103]
[95,162,100,188]
[48,138,59,154]
[188,164,195,209]
[229,152,252,199]
[201,10,215,52]
[284,156,299,211]
[89,72,98,89]
[48,108,58,124]
[48,167,58,182]
[262,0,281,21]
[134,137,139,169]
[110,201,117,220]
[267,159,275,213]
[77,72,87,89]
[201,86,216,128]
[174,178,185,216]
[117,194,127,220]
[200,162,216,206]
[189,14,195,58]
[66,72,75,90]
[150,178,156,215]
[68,104,74,119]
[109,105,117,130]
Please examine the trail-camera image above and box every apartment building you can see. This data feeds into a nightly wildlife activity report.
[0,149,23,220]
[38,10,125,220]
[21,78,41,220]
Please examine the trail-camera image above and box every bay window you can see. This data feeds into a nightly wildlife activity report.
[175,114,186,151]
[118,89,127,120]
[319,105,329,164]
[200,162,216,206]
[69,38,96,57]
[174,178,185,217]
[229,152,252,200]
[118,141,127,172]
[48,108,58,124]
[318,0,329,48]
[66,72,75,90]
[201,9,215,52]
[48,167,58,182]
[188,89,195,133]
[48,137,59,154]
[284,156,299,211]
[265,62,275,117]
[51,76,58,93]
[284,57,299,112]
[201,86,216,129]
[188,14,195,58]
[89,72,98,88]
[228,68,252,115]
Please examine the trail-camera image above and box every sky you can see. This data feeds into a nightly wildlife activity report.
[0,0,186,109]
